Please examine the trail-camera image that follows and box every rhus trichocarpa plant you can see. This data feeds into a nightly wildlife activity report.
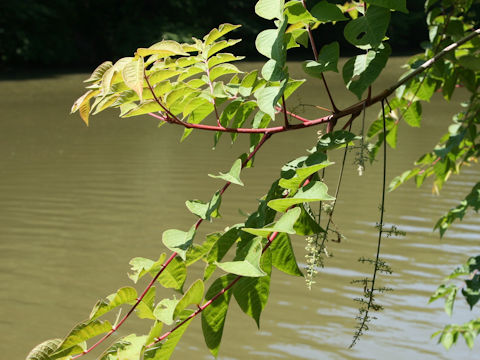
[27,0,480,359]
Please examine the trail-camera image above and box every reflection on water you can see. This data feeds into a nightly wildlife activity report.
[1,59,479,359]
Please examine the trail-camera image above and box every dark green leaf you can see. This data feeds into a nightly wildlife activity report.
[344,5,390,49]
[268,181,335,212]
[303,42,340,77]
[233,249,272,327]
[217,237,266,277]
[310,1,348,22]
[269,233,303,276]
[366,0,408,13]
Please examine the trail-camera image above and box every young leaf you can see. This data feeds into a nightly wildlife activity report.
[90,286,138,320]
[255,0,285,20]
[122,57,145,101]
[204,24,242,46]
[162,226,196,260]
[84,61,113,83]
[135,286,156,320]
[233,249,272,327]
[302,42,340,77]
[26,339,62,360]
[136,40,188,58]
[268,181,335,212]
[144,318,193,360]
[154,298,180,325]
[99,334,147,360]
[173,279,205,319]
[269,233,303,276]
[201,274,236,357]
[55,320,112,354]
[208,158,244,186]
[158,256,187,292]
[242,207,301,237]
[185,191,222,220]
[216,237,266,277]
[255,79,288,120]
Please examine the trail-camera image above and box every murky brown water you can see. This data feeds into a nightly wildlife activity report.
[1,59,479,359]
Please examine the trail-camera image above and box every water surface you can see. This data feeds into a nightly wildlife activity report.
[1,59,479,359]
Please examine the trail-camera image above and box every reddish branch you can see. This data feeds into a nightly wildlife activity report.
[145,179,311,349]
[71,133,271,358]
[72,27,479,358]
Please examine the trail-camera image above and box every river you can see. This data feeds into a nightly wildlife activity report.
[1,58,479,359]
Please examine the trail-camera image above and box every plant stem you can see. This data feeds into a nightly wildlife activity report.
[301,0,339,113]
[71,133,272,359]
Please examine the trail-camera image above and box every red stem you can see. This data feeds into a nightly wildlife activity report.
[146,178,311,349]
[71,133,272,358]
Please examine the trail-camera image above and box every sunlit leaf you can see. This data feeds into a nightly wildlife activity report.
[269,233,303,276]
[90,287,137,320]
[255,0,285,20]
[233,249,272,327]
[185,191,222,220]
[144,318,192,360]
[284,1,315,24]
[173,279,205,319]
[99,334,147,360]
[162,226,196,260]
[201,274,236,357]
[154,298,180,325]
[204,24,242,46]
[137,40,188,58]
[216,237,266,277]
[84,61,113,83]
[208,158,244,186]
[158,256,187,292]
[242,207,301,237]
[26,339,62,360]
[135,286,156,320]
[56,320,112,353]
[122,57,145,101]
[366,0,408,13]
[268,181,335,212]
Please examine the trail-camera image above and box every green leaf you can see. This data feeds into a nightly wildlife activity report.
[84,61,113,83]
[71,90,98,126]
[302,42,339,77]
[90,287,137,320]
[205,227,241,280]
[158,256,187,292]
[462,274,480,309]
[386,122,398,148]
[209,63,242,81]
[137,40,188,58]
[121,100,163,118]
[242,207,301,237]
[255,17,288,64]
[128,254,166,283]
[239,71,259,97]
[208,158,244,186]
[99,334,147,360]
[186,191,222,220]
[26,339,62,360]
[230,101,258,142]
[262,59,288,81]
[185,232,220,267]
[162,226,196,260]
[268,181,335,212]
[294,205,323,235]
[56,320,112,353]
[343,43,391,99]
[440,330,455,350]
[255,79,288,120]
[255,0,285,20]
[207,39,242,58]
[122,57,145,101]
[207,53,244,68]
[310,0,348,22]
[154,298,180,325]
[201,274,236,357]
[279,153,334,192]
[173,279,205,319]
[204,24,242,46]
[445,286,457,316]
[233,249,272,327]
[216,237,266,277]
[344,5,390,49]
[284,1,315,24]
[144,319,192,360]
[403,101,422,127]
[366,0,408,13]
[316,130,357,151]
[269,233,303,276]
[145,321,163,349]
[136,286,156,320]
